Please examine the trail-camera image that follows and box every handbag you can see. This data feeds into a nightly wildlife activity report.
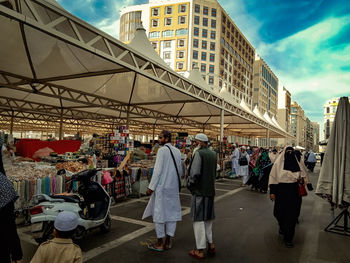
[298,177,307,197]
[165,145,182,192]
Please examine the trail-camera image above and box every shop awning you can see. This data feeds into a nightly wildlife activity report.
[0,0,293,139]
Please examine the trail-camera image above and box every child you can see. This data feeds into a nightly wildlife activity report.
[31,211,82,263]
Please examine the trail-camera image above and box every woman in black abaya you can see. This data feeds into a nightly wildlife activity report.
[268,147,307,248]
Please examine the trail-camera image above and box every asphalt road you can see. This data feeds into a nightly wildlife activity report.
[19,164,350,263]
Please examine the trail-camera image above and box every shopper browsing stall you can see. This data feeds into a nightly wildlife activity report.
[143,130,182,252]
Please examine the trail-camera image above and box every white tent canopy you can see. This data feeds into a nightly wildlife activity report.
[0,0,293,140]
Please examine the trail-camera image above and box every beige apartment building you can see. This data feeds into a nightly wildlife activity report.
[277,86,291,146]
[252,55,278,117]
[291,101,306,147]
[311,121,320,152]
[119,0,255,107]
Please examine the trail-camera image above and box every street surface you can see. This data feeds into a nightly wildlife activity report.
[20,165,350,263]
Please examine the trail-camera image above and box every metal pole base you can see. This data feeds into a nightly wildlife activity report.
[325,208,350,236]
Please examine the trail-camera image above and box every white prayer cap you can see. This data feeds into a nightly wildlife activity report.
[241,146,246,150]
[195,133,208,142]
[54,211,78,231]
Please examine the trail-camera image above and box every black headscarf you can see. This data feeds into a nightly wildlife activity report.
[283,147,301,172]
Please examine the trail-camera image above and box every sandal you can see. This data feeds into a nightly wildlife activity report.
[207,245,216,255]
[147,243,164,252]
[189,249,205,259]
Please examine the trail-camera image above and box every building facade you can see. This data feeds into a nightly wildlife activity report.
[291,101,306,147]
[252,55,278,117]
[120,0,255,107]
[277,86,291,146]
[311,122,320,152]
[305,117,313,150]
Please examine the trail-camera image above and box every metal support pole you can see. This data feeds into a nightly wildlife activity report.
[10,110,14,135]
[152,125,155,142]
[220,109,224,142]
[126,107,130,130]
[59,110,63,140]
[266,129,270,148]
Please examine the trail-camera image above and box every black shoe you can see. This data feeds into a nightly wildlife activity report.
[285,241,294,248]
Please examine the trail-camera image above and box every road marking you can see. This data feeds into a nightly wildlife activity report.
[111,196,150,208]
[216,188,230,192]
[83,225,154,261]
[110,215,153,227]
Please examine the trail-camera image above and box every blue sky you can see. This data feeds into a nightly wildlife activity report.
[57,0,350,139]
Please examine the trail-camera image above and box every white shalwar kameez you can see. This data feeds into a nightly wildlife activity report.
[231,148,240,175]
[142,143,182,238]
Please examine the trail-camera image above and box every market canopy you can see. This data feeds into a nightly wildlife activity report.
[0,0,293,139]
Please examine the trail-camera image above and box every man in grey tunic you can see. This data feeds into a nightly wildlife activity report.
[188,133,216,259]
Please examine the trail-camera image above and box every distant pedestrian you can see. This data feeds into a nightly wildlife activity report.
[30,211,82,263]
[269,146,308,248]
[143,130,182,251]
[306,151,317,172]
[230,144,240,178]
[188,133,216,259]
[0,172,23,263]
[238,146,250,186]
[320,152,325,166]
[269,148,278,164]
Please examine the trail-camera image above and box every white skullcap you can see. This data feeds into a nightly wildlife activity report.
[54,211,78,232]
[195,133,208,142]
[241,146,246,150]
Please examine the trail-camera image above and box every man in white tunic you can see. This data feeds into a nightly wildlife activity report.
[230,144,240,178]
[142,130,182,251]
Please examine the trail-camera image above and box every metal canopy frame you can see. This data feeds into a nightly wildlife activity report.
[0,0,293,140]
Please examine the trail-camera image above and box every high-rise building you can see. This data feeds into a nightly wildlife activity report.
[252,55,278,117]
[120,0,255,107]
[305,117,313,150]
[291,101,306,147]
[311,122,320,152]
[277,86,291,146]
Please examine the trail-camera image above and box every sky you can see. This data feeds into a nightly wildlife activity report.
[56,0,350,139]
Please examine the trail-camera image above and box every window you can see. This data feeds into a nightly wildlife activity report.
[151,41,157,49]
[178,16,186,24]
[149,31,160,38]
[194,27,199,36]
[209,53,215,62]
[202,29,207,38]
[165,17,172,26]
[152,8,159,16]
[211,8,217,17]
[162,30,173,37]
[163,51,171,59]
[193,38,199,48]
[209,76,214,84]
[201,52,207,61]
[151,19,158,27]
[176,28,188,36]
[203,18,208,26]
[177,50,185,59]
[179,4,187,13]
[195,4,200,13]
[165,6,172,14]
[210,31,216,39]
[164,40,171,48]
[202,40,207,49]
[209,65,214,73]
[210,42,215,50]
[177,62,184,70]
[201,63,206,72]
[192,62,198,68]
[194,16,200,25]
[203,6,208,15]
[211,19,216,28]
[177,39,185,47]
[193,50,198,59]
